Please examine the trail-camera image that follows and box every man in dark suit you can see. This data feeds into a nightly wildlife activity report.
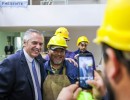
[0,29,46,100]
[4,44,14,55]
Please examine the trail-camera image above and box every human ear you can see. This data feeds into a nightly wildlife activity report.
[106,48,121,83]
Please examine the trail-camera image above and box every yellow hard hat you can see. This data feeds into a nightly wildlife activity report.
[77,36,89,46]
[94,0,130,51]
[47,35,68,49]
[54,27,70,40]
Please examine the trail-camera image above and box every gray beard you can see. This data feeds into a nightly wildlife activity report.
[53,60,63,65]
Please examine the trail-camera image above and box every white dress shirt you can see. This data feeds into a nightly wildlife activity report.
[23,49,41,100]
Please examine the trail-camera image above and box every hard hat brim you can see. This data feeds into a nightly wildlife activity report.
[50,46,66,50]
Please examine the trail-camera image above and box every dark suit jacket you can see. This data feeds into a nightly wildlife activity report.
[0,50,46,100]
[4,45,14,54]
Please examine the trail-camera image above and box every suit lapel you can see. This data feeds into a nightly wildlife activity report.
[35,54,45,88]
[20,50,35,99]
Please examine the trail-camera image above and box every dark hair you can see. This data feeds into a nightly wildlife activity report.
[102,43,130,74]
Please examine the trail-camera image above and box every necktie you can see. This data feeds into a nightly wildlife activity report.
[32,60,42,100]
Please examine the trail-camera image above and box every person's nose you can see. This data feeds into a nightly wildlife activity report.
[82,46,86,49]
[36,43,42,49]
[57,51,62,55]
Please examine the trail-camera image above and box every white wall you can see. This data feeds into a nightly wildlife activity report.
[0,4,105,31]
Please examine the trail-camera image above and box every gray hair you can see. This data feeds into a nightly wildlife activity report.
[23,29,43,42]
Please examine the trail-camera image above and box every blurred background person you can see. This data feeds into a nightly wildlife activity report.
[4,41,14,55]
[74,36,95,68]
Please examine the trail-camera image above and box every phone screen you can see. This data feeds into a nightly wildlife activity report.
[78,55,94,89]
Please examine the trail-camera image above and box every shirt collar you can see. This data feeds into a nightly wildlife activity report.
[23,49,33,63]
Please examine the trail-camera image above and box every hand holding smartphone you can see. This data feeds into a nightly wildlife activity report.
[78,53,94,89]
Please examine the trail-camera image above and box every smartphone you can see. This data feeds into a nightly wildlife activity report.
[78,53,94,89]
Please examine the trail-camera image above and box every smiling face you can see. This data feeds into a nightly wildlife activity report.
[23,32,43,58]
[48,48,65,65]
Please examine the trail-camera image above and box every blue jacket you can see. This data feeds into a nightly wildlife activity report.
[43,60,78,84]
[74,49,96,70]
[0,50,45,100]
[65,50,75,59]
[45,50,75,60]
[74,49,92,55]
